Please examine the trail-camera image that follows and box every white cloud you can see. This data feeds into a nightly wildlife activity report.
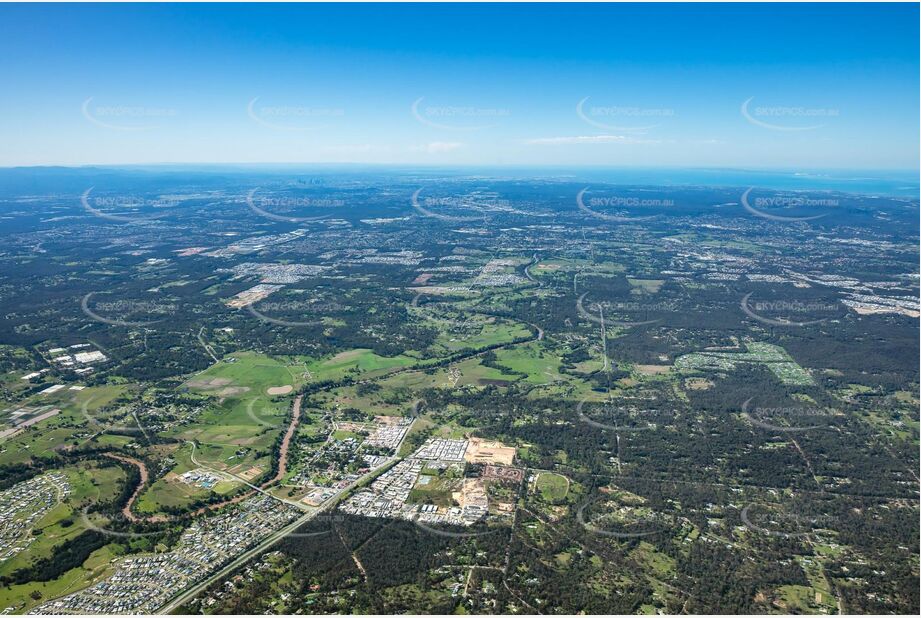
[525,135,661,145]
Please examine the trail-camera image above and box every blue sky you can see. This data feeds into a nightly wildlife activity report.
[0,2,917,169]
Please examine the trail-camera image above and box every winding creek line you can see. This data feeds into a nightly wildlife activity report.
[266,395,301,486]
[103,453,168,524]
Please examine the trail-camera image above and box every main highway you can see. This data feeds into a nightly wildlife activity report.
[158,418,414,613]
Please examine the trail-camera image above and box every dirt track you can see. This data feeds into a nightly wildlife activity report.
[264,395,301,486]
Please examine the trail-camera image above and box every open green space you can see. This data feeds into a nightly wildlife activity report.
[493,342,564,384]
[534,472,570,503]
[675,341,814,386]
[0,462,126,580]
[1,384,135,466]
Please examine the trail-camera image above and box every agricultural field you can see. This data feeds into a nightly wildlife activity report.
[675,341,815,386]
[303,349,417,381]
[0,460,130,615]
[184,352,309,397]
[0,384,135,466]
[492,342,565,385]
[534,472,570,503]
[0,545,122,615]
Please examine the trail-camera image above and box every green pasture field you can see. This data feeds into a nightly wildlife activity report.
[626,278,665,293]
[409,307,532,354]
[0,463,126,579]
[310,383,412,419]
[164,356,306,495]
[493,342,564,384]
[304,348,416,380]
[0,383,134,466]
[407,475,456,507]
[135,441,245,516]
[674,341,814,387]
[185,351,307,395]
[534,472,570,502]
[375,356,521,392]
[0,544,121,614]
[170,395,286,448]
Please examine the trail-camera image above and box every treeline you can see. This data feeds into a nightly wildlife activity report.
[1,530,108,586]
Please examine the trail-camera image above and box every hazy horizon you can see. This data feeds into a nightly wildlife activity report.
[2,164,917,198]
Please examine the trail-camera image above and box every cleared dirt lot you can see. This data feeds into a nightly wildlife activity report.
[464,437,516,466]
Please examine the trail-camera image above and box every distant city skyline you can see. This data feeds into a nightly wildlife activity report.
[0,2,918,169]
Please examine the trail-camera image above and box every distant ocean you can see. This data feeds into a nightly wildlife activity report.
[538,168,920,198]
[0,166,917,199]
